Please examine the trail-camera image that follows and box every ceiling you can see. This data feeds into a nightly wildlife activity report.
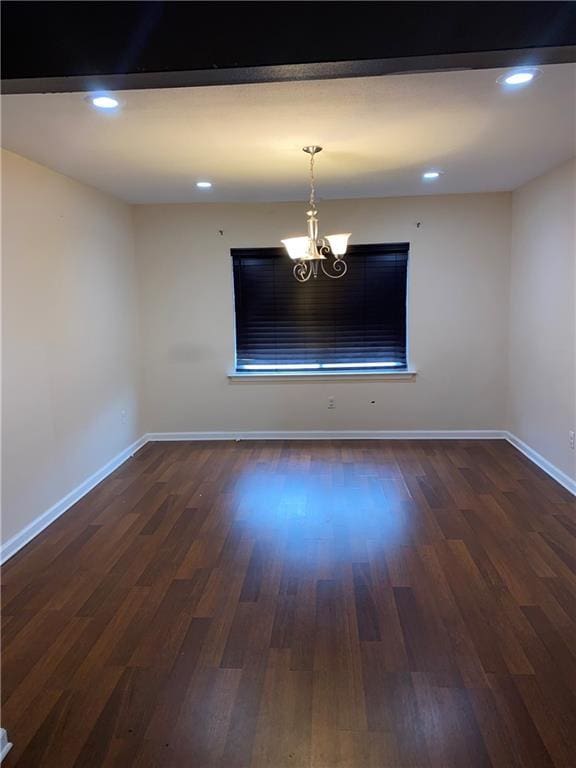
[2,63,575,204]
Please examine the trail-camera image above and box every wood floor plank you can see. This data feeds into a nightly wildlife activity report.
[1,439,574,767]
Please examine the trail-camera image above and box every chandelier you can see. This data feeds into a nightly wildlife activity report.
[281,146,351,282]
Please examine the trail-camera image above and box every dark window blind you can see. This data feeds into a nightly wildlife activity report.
[232,243,408,371]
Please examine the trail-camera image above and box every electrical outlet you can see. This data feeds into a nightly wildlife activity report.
[570,430,575,450]
[120,408,128,423]
[328,397,335,409]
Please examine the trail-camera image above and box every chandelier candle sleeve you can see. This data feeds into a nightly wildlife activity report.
[281,146,351,281]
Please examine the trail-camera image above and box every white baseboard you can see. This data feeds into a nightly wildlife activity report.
[148,431,574,497]
[145,429,507,441]
[0,729,12,763]
[505,432,576,496]
[0,436,147,564]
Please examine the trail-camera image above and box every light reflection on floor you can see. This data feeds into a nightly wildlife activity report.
[232,466,411,564]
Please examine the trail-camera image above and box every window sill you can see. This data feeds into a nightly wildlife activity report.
[228,369,417,382]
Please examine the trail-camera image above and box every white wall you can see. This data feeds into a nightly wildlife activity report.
[508,159,576,479]
[134,193,511,433]
[1,150,141,544]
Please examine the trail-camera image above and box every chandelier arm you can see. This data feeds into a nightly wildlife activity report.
[320,258,348,279]
[293,261,313,282]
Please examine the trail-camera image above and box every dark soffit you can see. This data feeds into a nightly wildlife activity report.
[2,1,576,94]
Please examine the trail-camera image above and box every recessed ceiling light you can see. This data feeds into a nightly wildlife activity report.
[505,72,534,85]
[196,181,212,189]
[422,171,441,180]
[497,68,541,87]
[90,94,120,110]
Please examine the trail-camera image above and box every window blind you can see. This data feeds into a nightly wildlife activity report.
[232,243,408,372]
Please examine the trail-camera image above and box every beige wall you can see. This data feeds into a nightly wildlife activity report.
[507,159,576,479]
[1,150,141,544]
[134,193,511,433]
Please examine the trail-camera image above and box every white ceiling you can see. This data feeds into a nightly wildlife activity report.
[2,63,575,204]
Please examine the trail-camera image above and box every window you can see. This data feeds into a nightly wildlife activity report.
[232,243,409,373]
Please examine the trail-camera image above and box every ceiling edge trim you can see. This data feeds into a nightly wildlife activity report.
[3,45,576,95]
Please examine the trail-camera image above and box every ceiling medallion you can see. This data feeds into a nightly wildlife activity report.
[281,146,351,282]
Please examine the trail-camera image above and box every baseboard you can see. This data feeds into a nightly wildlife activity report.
[149,430,574,496]
[505,432,576,496]
[145,430,507,441]
[0,436,148,564]
[0,729,12,763]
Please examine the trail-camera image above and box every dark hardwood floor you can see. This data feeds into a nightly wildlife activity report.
[2,439,575,767]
